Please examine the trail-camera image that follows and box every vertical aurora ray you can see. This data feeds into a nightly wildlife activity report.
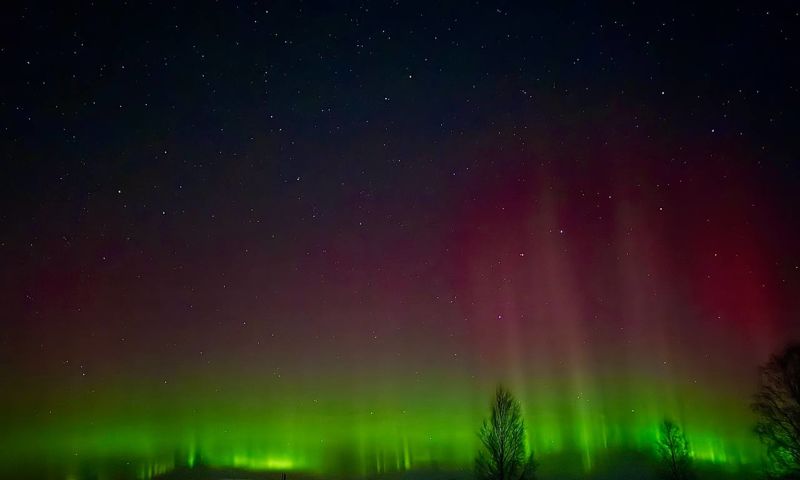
[0,386,760,478]
[2,151,787,479]
[4,0,800,478]
[20,105,800,480]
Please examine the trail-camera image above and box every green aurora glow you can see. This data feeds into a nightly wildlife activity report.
[6,3,798,479]
[1,374,760,478]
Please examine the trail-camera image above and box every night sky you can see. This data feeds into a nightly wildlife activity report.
[2,2,799,479]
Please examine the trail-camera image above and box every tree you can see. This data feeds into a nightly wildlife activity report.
[752,344,800,478]
[475,386,537,480]
[656,419,692,480]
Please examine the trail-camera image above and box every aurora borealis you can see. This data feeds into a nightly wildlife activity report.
[2,2,799,479]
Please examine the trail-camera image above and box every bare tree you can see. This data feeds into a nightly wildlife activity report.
[656,419,692,479]
[475,386,537,480]
[752,344,800,478]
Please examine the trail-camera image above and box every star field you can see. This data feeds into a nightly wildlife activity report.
[1,2,799,479]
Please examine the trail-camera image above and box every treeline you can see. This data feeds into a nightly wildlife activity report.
[474,344,800,480]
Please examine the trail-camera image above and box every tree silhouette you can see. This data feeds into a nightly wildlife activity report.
[752,343,800,478]
[656,419,692,479]
[475,386,537,480]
